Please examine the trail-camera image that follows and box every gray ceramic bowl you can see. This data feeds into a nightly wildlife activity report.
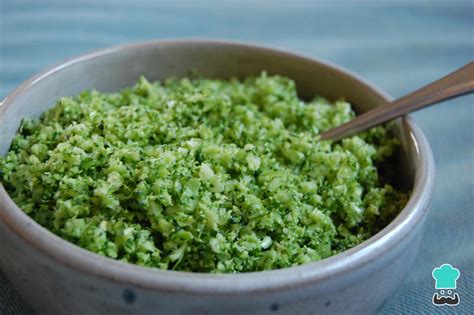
[0,40,435,315]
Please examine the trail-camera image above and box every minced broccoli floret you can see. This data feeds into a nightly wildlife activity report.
[0,73,408,272]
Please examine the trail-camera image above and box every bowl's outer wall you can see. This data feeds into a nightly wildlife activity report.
[0,213,427,315]
[0,41,431,314]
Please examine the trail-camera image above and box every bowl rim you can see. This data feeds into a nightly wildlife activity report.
[0,39,435,294]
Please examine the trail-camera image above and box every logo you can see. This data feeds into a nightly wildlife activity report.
[432,264,460,306]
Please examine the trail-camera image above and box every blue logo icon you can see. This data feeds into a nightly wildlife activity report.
[432,264,460,306]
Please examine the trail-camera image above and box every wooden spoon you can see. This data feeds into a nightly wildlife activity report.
[319,62,474,141]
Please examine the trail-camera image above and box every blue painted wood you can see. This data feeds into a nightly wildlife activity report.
[1,0,473,313]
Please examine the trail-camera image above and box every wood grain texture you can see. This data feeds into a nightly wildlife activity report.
[1,0,473,313]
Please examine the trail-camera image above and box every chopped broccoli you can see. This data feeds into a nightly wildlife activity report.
[0,74,408,272]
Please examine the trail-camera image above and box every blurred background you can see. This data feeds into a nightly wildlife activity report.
[1,0,473,313]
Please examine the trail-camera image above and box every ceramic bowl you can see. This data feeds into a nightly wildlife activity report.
[0,40,435,315]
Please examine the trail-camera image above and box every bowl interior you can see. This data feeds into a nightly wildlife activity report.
[0,40,415,189]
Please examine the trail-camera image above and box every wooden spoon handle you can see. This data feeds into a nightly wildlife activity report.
[320,62,474,141]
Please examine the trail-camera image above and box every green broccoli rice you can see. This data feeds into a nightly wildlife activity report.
[0,73,408,272]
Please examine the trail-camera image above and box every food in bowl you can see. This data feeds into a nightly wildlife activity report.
[0,73,408,272]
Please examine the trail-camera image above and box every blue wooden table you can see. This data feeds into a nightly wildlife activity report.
[1,1,473,313]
